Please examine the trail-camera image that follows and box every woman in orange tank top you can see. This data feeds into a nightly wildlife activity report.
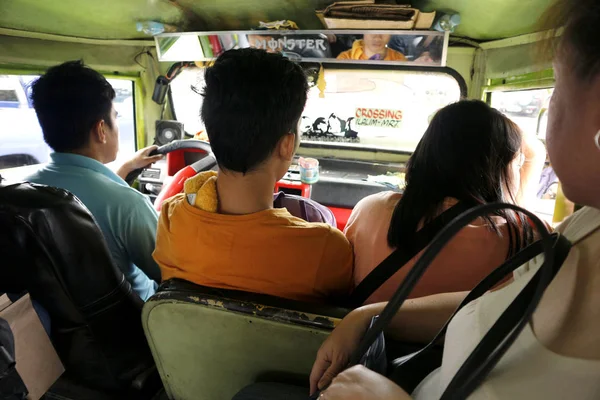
[345,100,546,304]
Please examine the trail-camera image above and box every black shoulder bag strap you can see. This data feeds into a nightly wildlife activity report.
[387,232,570,393]
[348,201,473,308]
[341,203,571,399]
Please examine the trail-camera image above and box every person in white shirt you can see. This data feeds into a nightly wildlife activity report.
[308,0,600,398]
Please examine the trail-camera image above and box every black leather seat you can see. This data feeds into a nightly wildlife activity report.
[0,182,158,397]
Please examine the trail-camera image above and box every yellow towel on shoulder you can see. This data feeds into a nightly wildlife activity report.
[183,171,218,212]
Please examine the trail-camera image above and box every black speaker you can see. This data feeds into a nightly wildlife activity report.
[152,76,169,105]
[155,120,183,146]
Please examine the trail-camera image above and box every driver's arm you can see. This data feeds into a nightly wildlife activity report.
[121,194,162,283]
[116,145,164,181]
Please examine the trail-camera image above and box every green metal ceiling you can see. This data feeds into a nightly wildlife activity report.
[0,0,553,41]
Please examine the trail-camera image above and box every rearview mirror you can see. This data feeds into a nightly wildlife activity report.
[155,30,448,67]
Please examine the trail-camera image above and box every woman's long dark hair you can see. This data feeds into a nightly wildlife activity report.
[388,100,533,257]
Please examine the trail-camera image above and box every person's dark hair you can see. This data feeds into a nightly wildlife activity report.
[388,100,532,256]
[542,0,600,81]
[31,60,116,152]
[201,48,309,173]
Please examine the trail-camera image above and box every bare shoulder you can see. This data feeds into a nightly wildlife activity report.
[355,190,401,211]
[346,191,401,234]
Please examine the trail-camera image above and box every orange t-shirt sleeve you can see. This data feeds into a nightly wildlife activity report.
[314,227,355,300]
[153,194,183,282]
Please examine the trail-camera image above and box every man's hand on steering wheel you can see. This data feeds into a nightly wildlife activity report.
[119,139,216,210]
[117,145,164,181]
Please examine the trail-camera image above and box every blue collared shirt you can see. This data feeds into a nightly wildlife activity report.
[26,153,160,300]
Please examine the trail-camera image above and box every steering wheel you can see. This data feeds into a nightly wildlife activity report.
[125,140,216,211]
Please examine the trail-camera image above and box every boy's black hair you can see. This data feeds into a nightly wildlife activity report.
[201,48,309,173]
[31,60,116,152]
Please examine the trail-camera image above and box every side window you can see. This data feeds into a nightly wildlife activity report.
[0,75,136,170]
[490,88,560,224]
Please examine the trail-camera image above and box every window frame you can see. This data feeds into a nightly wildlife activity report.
[482,69,554,94]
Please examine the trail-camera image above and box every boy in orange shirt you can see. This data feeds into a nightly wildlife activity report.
[153,49,354,304]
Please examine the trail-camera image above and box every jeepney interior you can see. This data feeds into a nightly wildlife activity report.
[0,0,566,399]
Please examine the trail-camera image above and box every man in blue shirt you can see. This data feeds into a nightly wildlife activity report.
[26,61,162,301]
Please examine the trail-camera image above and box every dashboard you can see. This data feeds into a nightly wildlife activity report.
[138,148,403,228]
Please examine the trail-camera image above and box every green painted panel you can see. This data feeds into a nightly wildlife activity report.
[0,0,181,39]
[446,47,475,92]
[0,0,327,40]
[0,34,148,72]
[415,0,553,40]
[485,41,552,79]
[486,69,554,89]
[0,0,554,41]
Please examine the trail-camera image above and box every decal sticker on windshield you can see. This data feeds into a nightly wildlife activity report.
[355,108,402,129]
[300,114,360,143]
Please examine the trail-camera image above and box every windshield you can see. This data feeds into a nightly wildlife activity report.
[171,66,462,154]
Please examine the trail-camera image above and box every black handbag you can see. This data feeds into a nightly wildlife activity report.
[342,203,571,398]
